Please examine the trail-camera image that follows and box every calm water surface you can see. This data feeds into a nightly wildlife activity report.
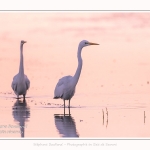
[0,12,150,138]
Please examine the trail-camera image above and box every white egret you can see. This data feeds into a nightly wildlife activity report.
[11,40,30,101]
[53,40,99,112]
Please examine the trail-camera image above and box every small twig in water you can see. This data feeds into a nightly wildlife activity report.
[106,107,108,116]
[102,109,104,125]
[144,111,146,124]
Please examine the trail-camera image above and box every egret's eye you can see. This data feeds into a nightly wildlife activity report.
[85,42,87,44]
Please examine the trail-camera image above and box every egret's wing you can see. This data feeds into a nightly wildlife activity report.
[56,76,72,87]
[54,75,72,98]
[24,75,30,90]
[11,74,18,91]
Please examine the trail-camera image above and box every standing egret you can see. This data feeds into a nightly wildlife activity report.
[53,40,99,113]
[11,40,30,101]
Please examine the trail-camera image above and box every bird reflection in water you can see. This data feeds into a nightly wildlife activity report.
[102,108,108,128]
[12,99,30,137]
[54,113,79,138]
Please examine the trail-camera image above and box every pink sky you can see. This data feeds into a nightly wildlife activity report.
[1,12,150,94]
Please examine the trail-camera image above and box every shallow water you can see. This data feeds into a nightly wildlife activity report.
[0,93,150,138]
[0,12,150,138]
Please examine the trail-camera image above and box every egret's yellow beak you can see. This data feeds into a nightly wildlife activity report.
[24,41,27,43]
[88,42,99,45]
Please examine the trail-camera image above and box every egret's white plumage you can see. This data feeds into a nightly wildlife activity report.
[54,40,99,110]
[11,40,30,100]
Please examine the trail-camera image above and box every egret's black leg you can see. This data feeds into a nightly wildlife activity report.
[23,95,25,102]
[16,96,20,102]
[69,106,70,115]
[68,99,70,108]
[68,99,70,115]
[64,100,65,115]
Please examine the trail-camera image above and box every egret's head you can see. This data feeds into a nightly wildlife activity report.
[21,40,27,45]
[79,40,99,48]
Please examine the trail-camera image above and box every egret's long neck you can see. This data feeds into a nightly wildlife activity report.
[19,43,24,76]
[73,45,83,86]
